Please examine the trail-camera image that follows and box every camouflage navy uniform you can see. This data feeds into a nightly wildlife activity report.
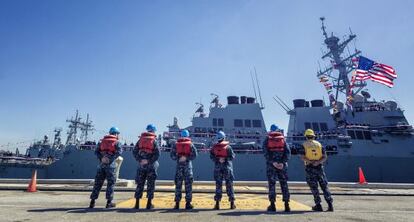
[90,137,122,202]
[133,139,160,200]
[263,137,291,203]
[210,144,236,202]
[302,143,333,205]
[170,142,198,203]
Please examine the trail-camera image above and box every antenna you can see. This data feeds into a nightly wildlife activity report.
[254,67,265,109]
[250,70,258,100]
[272,96,292,113]
[320,17,328,39]
[275,95,291,111]
[273,97,289,112]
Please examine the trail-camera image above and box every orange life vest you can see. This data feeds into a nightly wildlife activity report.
[267,132,285,152]
[138,132,156,153]
[99,135,118,154]
[176,137,192,157]
[212,141,229,158]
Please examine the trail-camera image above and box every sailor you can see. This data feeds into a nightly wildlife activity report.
[263,124,291,212]
[133,124,160,210]
[89,127,122,208]
[170,129,198,210]
[301,129,334,212]
[210,131,236,210]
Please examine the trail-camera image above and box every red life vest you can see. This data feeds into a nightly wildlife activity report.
[176,137,192,157]
[138,132,156,153]
[267,132,285,152]
[212,141,229,158]
[99,135,118,154]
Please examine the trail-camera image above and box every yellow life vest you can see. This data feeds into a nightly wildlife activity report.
[303,140,323,161]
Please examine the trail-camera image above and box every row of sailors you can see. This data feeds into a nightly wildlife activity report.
[88,125,333,212]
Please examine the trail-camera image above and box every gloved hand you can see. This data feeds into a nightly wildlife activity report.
[140,159,148,166]
[101,156,110,164]
[179,156,187,162]
[273,162,284,170]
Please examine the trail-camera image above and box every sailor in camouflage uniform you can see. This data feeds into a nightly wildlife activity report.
[210,131,236,210]
[133,124,160,210]
[301,129,334,212]
[89,127,122,209]
[170,129,198,210]
[263,124,291,212]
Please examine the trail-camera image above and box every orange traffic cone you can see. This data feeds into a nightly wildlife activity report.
[358,167,367,184]
[26,169,37,192]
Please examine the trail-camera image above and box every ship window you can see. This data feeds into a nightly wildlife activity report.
[218,118,224,126]
[355,131,364,140]
[312,122,320,132]
[347,130,356,139]
[212,118,217,126]
[234,119,243,127]
[320,123,328,131]
[253,120,262,128]
[363,131,372,140]
[304,122,312,130]
[244,119,252,127]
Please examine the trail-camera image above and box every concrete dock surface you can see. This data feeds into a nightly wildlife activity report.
[1,179,414,221]
[0,190,413,222]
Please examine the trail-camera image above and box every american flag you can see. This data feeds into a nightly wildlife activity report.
[354,56,397,88]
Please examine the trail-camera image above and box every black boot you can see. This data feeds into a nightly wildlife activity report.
[134,198,139,209]
[230,201,236,210]
[327,202,334,212]
[213,201,220,210]
[174,201,180,210]
[185,201,193,210]
[146,199,154,209]
[284,202,291,212]
[312,203,323,212]
[105,201,116,209]
[267,201,276,212]
[88,199,95,209]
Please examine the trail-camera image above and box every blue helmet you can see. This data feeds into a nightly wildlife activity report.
[146,124,156,132]
[216,131,225,140]
[181,129,190,138]
[109,127,120,135]
[270,124,279,132]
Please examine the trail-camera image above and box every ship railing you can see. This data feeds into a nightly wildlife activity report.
[76,144,263,154]
[353,103,401,113]
[164,131,264,140]
[161,146,263,154]
[286,134,341,141]
[0,156,55,168]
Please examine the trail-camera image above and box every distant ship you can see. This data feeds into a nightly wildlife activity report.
[1,18,413,182]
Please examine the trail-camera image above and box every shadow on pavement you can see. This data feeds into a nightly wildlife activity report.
[116,208,165,213]
[160,208,218,213]
[28,207,168,214]
[218,210,312,216]
[28,208,118,213]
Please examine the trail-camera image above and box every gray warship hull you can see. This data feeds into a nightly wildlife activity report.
[1,147,413,183]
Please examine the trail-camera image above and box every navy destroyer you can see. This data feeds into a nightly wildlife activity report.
[1,19,413,182]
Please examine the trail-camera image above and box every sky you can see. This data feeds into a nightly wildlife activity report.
[1,0,413,150]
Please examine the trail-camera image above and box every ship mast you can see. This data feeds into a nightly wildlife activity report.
[80,113,94,142]
[317,17,365,102]
[65,110,94,145]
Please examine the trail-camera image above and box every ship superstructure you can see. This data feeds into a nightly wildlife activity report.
[164,94,267,151]
[1,19,413,182]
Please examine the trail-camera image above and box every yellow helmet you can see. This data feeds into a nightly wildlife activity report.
[304,129,315,137]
